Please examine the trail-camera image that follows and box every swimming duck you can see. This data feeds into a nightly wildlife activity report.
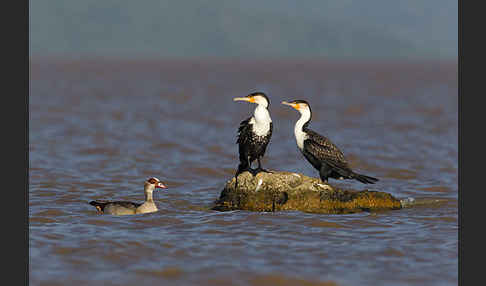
[89,177,167,215]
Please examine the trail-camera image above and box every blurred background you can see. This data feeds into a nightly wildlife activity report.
[30,2,458,286]
[29,0,457,60]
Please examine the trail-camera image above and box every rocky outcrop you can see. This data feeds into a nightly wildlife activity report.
[212,171,402,214]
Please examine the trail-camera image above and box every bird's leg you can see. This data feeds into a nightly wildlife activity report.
[247,157,259,176]
[254,157,272,174]
[319,164,332,185]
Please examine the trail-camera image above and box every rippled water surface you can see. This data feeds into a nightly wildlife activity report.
[29,58,458,286]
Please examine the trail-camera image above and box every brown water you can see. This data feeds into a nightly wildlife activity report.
[29,58,458,286]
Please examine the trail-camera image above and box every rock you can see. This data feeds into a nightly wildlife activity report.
[212,170,402,214]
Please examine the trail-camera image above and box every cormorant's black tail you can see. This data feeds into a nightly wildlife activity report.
[351,172,379,184]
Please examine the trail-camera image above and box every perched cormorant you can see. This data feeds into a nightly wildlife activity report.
[89,177,167,215]
[282,100,379,184]
[233,92,273,183]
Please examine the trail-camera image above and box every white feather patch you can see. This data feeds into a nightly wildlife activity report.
[255,179,263,192]
[294,107,311,150]
[251,105,272,136]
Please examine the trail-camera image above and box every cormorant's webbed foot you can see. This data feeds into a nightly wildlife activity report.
[236,167,257,177]
[255,158,272,175]
[248,168,260,176]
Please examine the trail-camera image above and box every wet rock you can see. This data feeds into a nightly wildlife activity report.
[212,171,402,214]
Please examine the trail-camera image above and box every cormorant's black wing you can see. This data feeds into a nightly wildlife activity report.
[236,117,252,145]
[304,129,350,172]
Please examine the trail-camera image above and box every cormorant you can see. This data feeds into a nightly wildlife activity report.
[233,92,273,183]
[282,100,378,184]
[89,177,167,215]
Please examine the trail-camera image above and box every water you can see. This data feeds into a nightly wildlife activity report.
[29,58,458,286]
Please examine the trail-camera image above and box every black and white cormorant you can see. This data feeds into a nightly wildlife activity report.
[233,92,273,182]
[282,100,379,184]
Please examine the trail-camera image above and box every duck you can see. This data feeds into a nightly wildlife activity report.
[89,177,167,215]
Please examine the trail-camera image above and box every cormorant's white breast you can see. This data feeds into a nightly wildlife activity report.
[250,104,272,136]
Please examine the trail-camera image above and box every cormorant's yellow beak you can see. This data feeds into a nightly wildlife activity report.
[282,101,300,110]
[234,96,255,103]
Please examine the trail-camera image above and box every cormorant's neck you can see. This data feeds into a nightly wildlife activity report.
[296,108,311,132]
[250,104,272,136]
[254,104,271,123]
[294,108,311,150]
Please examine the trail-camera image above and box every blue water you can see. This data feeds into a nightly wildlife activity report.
[29,59,458,286]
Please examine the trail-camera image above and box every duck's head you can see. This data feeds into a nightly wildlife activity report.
[144,177,167,192]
